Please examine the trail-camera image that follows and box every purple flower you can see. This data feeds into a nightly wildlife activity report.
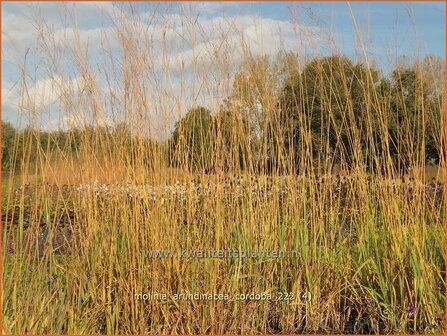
[406,306,417,314]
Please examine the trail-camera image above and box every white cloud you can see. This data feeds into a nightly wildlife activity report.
[189,2,242,16]
[2,84,17,118]
[2,2,116,62]
[2,2,323,136]
[161,14,323,76]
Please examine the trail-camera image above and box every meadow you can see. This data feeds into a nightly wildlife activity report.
[1,3,446,334]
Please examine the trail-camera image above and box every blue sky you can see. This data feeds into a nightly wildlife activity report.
[248,1,445,71]
[2,1,445,132]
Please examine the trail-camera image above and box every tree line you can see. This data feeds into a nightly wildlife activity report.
[2,53,445,175]
[169,53,444,175]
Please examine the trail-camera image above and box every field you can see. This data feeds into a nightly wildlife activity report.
[1,2,446,335]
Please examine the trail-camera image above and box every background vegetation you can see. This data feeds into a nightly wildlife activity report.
[3,54,444,175]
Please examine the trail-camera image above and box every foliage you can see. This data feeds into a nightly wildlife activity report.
[171,106,214,172]
[1,121,16,171]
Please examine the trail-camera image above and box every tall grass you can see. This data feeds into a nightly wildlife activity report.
[2,3,445,334]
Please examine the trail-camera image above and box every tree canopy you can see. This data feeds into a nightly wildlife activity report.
[2,53,444,176]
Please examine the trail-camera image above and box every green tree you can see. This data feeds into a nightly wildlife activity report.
[1,121,17,171]
[171,106,214,172]
[218,55,285,173]
[278,55,380,173]
[388,55,445,172]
